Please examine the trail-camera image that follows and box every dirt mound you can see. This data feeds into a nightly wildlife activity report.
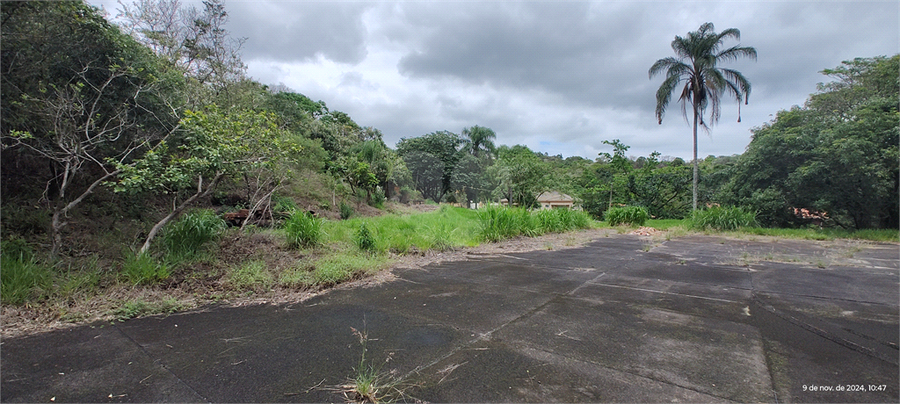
[630,226,662,236]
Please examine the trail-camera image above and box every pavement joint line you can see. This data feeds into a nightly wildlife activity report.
[750,295,899,365]
[589,282,742,304]
[565,271,607,297]
[396,292,561,384]
[751,288,899,307]
[112,323,208,401]
[510,340,753,403]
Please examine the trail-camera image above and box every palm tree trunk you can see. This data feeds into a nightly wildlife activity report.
[692,102,699,212]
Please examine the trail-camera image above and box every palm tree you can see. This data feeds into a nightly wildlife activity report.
[649,22,756,211]
[461,125,497,159]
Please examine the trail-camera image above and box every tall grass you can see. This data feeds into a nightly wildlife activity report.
[605,206,650,226]
[690,206,758,231]
[478,206,594,242]
[163,209,226,259]
[325,206,481,253]
[284,210,325,248]
[122,252,170,285]
[1,240,51,305]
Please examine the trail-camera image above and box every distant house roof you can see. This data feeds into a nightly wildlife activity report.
[537,191,574,203]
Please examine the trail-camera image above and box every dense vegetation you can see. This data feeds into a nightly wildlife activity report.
[0,1,896,318]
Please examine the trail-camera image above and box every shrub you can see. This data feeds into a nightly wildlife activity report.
[1,240,51,305]
[272,195,298,213]
[284,210,325,248]
[340,201,355,220]
[163,209,226,259]
[355,222,377,252]
[370,188,386,208]
[690,206,758,231]
[605,206,650,226]
[122,252,170,285]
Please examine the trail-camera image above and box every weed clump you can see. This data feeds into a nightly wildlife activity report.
[0,239,51,305]
[122,252,170,285]
[605,206,650,226]
[340,201,355,220]
[355,222,377,252]
[690,206,758,231]
[226,260,273,292]
[284,210,325,248]
[163,209,226,259]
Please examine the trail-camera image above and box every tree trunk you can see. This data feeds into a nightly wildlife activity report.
[692,102,699,212]
[139,173,223,254]
[49,169,120,260]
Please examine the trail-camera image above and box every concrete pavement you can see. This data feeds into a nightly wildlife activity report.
[2,234,897,402]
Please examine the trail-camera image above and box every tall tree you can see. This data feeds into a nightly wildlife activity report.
[461,125,497,159]
[396,131,464,201]
[649,22,756,210]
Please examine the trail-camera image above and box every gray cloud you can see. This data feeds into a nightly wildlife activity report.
[93,0,899,159]
[227,2,372,64]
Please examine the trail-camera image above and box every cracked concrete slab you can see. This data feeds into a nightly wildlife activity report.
[2,234,897,402]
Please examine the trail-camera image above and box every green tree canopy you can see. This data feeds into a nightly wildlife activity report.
[396,131,464,201]
[723,55,899,229]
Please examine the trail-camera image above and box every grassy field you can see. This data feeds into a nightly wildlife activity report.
[2,205,896,334]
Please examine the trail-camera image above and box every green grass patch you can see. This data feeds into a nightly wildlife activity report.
[1,247,51,305]
[278,263,315,288]
[605,206,650,227]
[110,298,185,321]
[312,253,389,286]
[284,210,326,248]
[643,218,898,243]
[226,260,274,292]
[734,227,899,242]
[690,206,758,231]
[477,206,594,242]
[163,209,226,260]
[326,206,481,253]
[122,252,170,285]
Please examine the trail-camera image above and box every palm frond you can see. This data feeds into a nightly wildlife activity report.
[649,57,686,78]
[717,45,757,63]
[721,68,752,103]
[717,27,741,43]
[655,73,682,124]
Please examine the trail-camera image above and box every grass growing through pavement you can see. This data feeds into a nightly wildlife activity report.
[335,326,412,403]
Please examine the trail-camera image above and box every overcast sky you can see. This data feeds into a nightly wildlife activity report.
[91,0,899,160]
